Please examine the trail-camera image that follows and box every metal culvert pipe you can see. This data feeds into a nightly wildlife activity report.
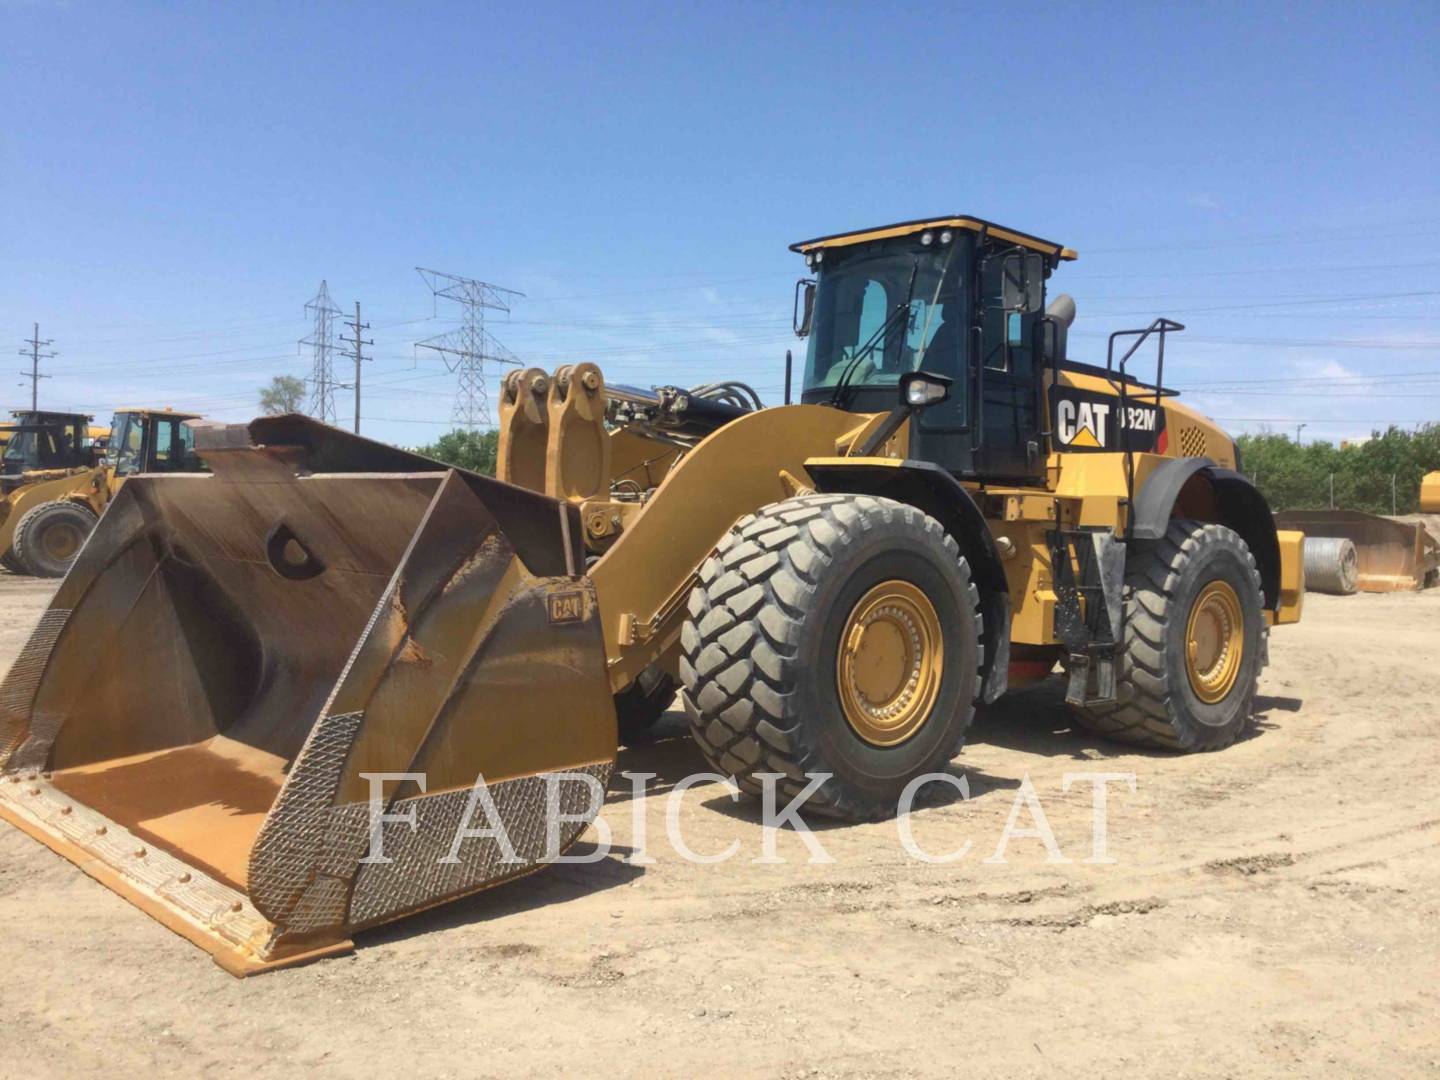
[1302,536,1359,595]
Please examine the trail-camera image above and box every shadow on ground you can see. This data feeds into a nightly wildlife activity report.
[969,677,1296,758]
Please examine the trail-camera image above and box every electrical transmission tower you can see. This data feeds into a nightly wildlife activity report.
[301,281,342,424]
[415,268,524,429]
[18,323,56,411]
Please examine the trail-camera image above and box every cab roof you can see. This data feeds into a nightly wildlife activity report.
[7,409,94,422]
[789,215,1077,262]
[113,407,201,419]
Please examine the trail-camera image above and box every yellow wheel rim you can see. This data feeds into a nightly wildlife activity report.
[42,523,83,561]
[1185,579,1244,704]
[836,579,943,747]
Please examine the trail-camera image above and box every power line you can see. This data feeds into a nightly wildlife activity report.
[415,268,524,429]
[1075,258,1440,281]
[17,323,56,411]
[1068,331,1440,350]
[1180,369,1440,388]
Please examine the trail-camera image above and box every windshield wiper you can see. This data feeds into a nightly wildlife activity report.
[828,260,920,409]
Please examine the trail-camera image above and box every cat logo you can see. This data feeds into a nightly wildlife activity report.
[1056,399,1110,448]
[1052,387,1164,453]
[547,591,585,624]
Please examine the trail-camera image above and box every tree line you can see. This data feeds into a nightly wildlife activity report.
[257,370,1438,517]
[1237,424,1440,515]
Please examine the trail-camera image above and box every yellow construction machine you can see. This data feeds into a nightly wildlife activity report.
[1421,471,1440,514]
[0,410,102,573]
[0,407,200,577]
[0,216,1304,973]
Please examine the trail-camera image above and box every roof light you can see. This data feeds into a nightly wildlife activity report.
[813,249,824,264]
[919,230,934,246]
[805,252,815,268]
[939,229,953,245]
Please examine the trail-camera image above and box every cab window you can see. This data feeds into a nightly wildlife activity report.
[111,414,144,476]
[150,418,200,472]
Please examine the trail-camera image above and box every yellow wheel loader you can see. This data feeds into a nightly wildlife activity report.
[0,215,1304,973]
[1422,471,1440,514]
[0,408,200,577]
[0,410,101,574]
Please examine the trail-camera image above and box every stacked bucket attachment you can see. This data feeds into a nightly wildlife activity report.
[0,415,616,974]
[1275,509,1439,593]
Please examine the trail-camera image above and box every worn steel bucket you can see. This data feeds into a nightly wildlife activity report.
[0,416,615,974]
[1275,509,1439,593]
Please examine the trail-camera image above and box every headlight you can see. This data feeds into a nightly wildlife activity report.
[899,371,952,407]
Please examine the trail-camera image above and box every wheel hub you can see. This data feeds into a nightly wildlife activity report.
[42,523,83,561]
[837,580,943,746]
[1185,579,1244,704]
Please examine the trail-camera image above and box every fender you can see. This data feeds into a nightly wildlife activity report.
[804,457,1012,704]
[1133,458,1281,610]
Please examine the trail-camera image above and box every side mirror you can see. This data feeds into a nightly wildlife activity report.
[1000,253,1045,313]
[793,278,816,338]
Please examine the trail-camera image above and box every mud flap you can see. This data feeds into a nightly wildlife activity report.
[0,416,616,974]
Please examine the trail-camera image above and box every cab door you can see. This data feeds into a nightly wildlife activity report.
[145,415,200,472]
[969,250,1047,483]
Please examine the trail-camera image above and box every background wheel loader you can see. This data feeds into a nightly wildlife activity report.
[0,407,200,577]
[0,215,1304,973]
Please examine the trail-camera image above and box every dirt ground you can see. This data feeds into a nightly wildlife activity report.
[1,575,1437,1079]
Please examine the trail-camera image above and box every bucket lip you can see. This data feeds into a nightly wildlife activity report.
[0,770,352,977]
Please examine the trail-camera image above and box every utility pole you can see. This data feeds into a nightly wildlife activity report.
[341,302,371,434]
[1295,422,1307,446]
[415,268,524,429]
[18,323,55,412]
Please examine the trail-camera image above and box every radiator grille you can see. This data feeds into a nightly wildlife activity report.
[1179,426,1209,458]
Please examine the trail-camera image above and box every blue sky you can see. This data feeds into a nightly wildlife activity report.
[3,1,1438,446]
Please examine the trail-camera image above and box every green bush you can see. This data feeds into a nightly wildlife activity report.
[416,428,499,476]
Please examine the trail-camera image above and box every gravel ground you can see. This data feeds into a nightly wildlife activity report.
[0,574,1437,1078]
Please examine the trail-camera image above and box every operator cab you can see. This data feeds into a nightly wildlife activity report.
[791,216,1075,483]
[106,408,205,476]
[1,410,95,488]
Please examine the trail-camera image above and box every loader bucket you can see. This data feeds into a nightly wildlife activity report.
[1274,509,1440,593]
[0,416,616,975]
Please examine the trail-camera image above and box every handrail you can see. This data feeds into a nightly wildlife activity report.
[1105,318,1185,540]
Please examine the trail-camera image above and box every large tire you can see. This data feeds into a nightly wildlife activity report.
[614,665,676,745]
[680,493,982,822]
[1070,519,1266,751]
[13,500,98,579]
